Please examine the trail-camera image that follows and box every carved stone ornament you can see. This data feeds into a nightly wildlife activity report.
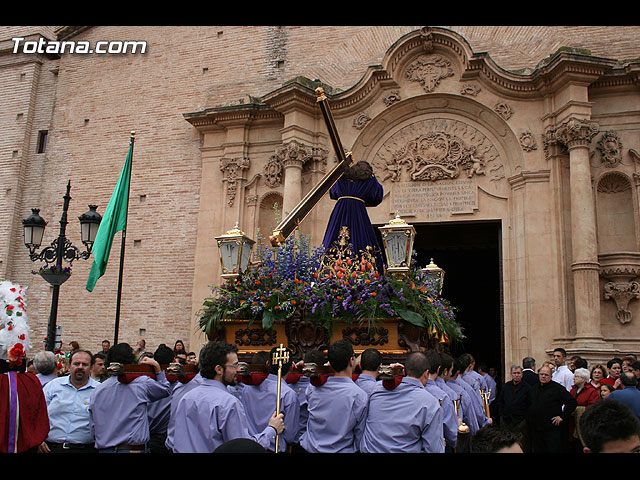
[460,83,481,96]
[263,155,283,187]
[353,112,371,130]
[549,117,599,149]
[383,90,402,107]
[405,54,454,93]
[494,102,513,120]
[275,139,313,169]
[597,130,623,168]
[220,156,250,206]
[373,119,500,183]
[604,281,640,324]
[519,131,537,152]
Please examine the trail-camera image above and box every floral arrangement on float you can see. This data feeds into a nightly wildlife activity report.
[0,280,32,368]
[198,227,463,346]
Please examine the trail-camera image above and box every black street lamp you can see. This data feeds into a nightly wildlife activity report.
[22,180,101,352]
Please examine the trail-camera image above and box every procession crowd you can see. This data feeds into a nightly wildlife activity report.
[3,337,640,454]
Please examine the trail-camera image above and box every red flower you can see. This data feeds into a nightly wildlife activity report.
[18,334,25,340]
[6,305,14,310]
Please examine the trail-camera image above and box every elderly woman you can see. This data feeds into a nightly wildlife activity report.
[569,368,600,451]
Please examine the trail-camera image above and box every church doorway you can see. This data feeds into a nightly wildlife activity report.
[384,220,504,377]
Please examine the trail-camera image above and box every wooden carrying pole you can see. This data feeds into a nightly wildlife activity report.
[269,87,352,247]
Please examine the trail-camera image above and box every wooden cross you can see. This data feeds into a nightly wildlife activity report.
[269,87,353,246]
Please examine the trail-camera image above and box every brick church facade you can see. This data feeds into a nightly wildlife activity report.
[2,26,640,373]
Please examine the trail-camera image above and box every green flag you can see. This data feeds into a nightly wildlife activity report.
[86,139,133,292]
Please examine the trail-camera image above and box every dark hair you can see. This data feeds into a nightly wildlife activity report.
[360,348,382,372]
[268,346,293,375]
[522,357,535,369]
[199,342,238,379]
[424,349,442,375]
[580,399,640,453]
[303,349,326,365]
[607,358,622,369]
[69,349,92,364]
[620,371,638,387]
[342,161,373,181]
[251,351,270,365]
[106,343,135,365]
[154,344,175,365]
[574,357,588,369]
[456,354,472,372]
[327,340,354,372]
[405,352,429,378]
[470,425,522,453]
[91,352,106,366]
[553,347,567,357]
[440,353,454,375]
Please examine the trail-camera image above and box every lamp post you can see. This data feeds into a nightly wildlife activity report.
[378,213,416,279]
[215,222,255,283]
[421,258,445,295]
[22,180,101,352]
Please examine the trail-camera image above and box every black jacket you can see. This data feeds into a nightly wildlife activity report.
[497,380,531,423]
[527,380,577,431]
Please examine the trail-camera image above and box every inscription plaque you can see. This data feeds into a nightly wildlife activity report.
[391,178,478,219]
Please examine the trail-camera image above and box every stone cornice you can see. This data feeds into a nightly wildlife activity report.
[183,103,281,131]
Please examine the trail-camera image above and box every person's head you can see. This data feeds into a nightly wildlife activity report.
[440,353,454,378]
[154,344,175,365]
[538,365,552,384]
[68,349,92,387]
[135,339,146,351]
[573,357,588,370]
[622,355,636,372]
[457,353,473,373]
[510,365,523,385]
[198,341,239,385]
[101,340,110,353]
[251,351,270,366]
[630,361,640,380]
[424,349,442,377]
[343,161,373,181]
[405,352,430,383]
[591,364,607,382]
[573,367,590,387]
[607,358,622,377]
[69,341,80,351]
[267,346,293,376]
[303,348,326,365]
[451,356,465,379]
[91,352,106,377]
[522,356,536,370]
[477,362,489,375]
[186,352,197,365]
[327,340,355,373]
[619,370,638,388]
[552,348,567,367]
[106,343,135,365]
[137,352,154,363]
[33,351,57,375]
[174,340,185,353]
[470,425,523,453]
[580,399,640,453]
[360,348,383,373]
[600,383,615,399]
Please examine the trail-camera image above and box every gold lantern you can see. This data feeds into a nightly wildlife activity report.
[421,258,445,295]
[215,222,255,282]
[378,213,416,279]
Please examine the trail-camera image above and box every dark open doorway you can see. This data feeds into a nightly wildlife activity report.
[408,220,503,378]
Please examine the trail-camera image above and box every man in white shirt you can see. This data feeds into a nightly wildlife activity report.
[551,348,574,392]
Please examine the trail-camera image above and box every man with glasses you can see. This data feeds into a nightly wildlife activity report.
[172,341,284,453]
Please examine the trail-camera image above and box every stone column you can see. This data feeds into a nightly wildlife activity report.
[276,140,312,216]
[554,117,602,341]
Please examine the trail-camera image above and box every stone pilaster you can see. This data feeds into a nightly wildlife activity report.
[276,140,312,216]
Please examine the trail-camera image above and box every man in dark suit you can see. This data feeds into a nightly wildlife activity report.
[496,365,532,452]
[522,357,539,386]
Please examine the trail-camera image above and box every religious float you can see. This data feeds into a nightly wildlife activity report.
[198,88,464,363]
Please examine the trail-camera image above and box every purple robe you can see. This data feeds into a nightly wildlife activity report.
[321,176,384,273]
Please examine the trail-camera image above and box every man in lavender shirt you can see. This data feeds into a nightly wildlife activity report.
[300,340,368,453]
[89,343,171,453]
[355,348,382,396]
[360,351,444,453]
[240,346,300,452]
[172,341,284,453]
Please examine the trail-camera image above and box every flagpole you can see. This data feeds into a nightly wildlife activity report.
[113,131,135,345]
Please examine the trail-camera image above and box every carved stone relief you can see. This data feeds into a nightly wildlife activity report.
[220,156,250,206]
[494,102,513,120]
[460,83,481,96]
[372,118,501,184]
[604,281,640,324]
[353,112,371,130]
[263,155,283,187]
[405,54,454,93]
[275,139,313,169]
[383,90,401,107]
[519,131,537,152]
[597,130,623,168]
